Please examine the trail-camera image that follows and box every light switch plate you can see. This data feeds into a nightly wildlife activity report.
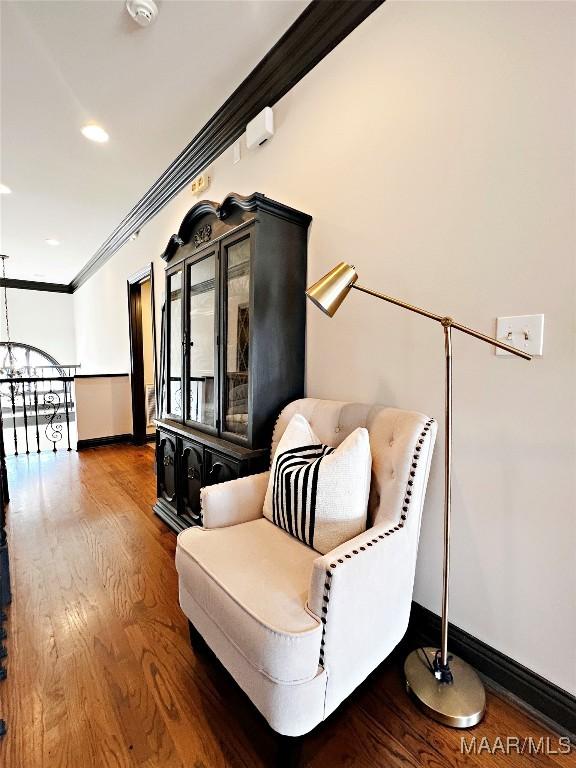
[496,314,544,357]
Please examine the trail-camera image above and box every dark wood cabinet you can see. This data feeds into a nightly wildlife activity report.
[154,421,269,532]
[154,193,310,533]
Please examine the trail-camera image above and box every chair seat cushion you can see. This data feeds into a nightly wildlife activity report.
[176,518,322,684]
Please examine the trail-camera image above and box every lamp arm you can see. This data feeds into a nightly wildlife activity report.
[450,320,531,360]
[351,283,444,323]
[351,284,531,361]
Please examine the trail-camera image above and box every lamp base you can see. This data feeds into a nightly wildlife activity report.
[404,647,486,728]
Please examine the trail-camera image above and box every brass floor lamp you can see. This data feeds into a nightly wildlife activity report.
[306,262,530,728]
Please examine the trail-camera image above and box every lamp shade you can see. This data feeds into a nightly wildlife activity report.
[305,262,358,317]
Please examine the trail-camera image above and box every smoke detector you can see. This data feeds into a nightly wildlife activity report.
[126,0,158,27]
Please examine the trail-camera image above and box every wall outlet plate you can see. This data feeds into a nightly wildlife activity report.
[496,314,544,356]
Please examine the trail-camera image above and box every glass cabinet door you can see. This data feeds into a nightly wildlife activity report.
[166,269,183,418]
[186,248,217,429]
[222,234,251,439]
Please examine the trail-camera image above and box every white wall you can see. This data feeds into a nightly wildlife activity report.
[0,288,76,364]
[75,376,132,442]
[72,2,576,695]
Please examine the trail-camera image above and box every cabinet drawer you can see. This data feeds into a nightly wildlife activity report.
[204,450,240,486]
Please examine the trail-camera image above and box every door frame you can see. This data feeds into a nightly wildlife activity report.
[127,263,158,444]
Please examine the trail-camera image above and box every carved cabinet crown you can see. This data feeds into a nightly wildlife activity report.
[161,192,311,263]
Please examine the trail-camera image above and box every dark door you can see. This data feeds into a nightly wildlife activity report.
[157,430,178,509]
[180,439,203,522]
[127,265,157,444]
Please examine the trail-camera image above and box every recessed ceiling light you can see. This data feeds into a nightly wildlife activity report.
[0,184,12,194]
[81,124,109,143]
[45,238,60,246]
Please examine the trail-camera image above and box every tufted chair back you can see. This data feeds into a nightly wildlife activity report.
[271,398,436,528]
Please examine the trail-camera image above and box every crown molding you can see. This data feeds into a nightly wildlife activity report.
[0,278,72,294]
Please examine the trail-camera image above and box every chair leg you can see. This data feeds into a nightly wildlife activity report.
[276,734,304,768]
[187,620,304,766]
[187,620,209,654]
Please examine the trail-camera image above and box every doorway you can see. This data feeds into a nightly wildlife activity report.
[127,264,157,445]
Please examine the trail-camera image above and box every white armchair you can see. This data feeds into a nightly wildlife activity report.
[175,398,437,739]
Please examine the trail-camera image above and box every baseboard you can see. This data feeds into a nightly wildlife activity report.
[76,434,133,450]
[407,602,576,739]
[131,433,156,446]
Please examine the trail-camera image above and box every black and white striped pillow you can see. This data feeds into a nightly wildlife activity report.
[263,414,371,554]
[270,442,334,546]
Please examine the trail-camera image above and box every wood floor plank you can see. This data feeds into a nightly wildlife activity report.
[359,660,575,768]
[0,445,573,768]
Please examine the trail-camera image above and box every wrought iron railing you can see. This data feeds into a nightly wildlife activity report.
[0,376,76,455]
[0,364,79,379]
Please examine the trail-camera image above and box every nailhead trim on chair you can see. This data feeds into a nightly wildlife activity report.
[318,418,435,668]
[198,492,204,526]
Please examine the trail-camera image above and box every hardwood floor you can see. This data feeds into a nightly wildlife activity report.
[0,444,572,767]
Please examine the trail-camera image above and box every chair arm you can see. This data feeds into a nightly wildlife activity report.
[200,471,270,529]
[308,517,420,683]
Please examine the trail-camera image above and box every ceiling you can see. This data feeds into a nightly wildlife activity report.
[0,0,308,283]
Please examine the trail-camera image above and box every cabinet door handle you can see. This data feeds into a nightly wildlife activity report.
[163,455,174,467]
[209,462,226,479]
[187,465,201,481]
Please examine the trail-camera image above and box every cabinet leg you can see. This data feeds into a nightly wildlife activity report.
[276,734,303,768]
